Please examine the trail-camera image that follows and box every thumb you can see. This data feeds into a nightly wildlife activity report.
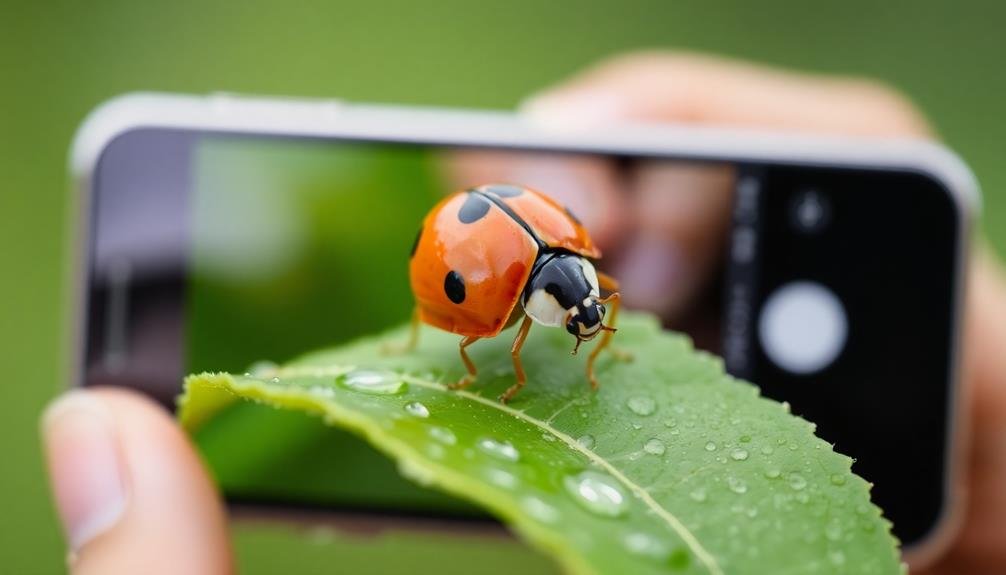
[42,387,233,575]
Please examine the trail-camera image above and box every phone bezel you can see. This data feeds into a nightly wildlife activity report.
[68,92,980,566]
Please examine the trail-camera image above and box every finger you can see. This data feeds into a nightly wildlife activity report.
[523,51,932,137]
[522,50,931,322]
[523,51,926,326]
[42,388,233,575]
[439,149,629,250]
[613,161,734,319]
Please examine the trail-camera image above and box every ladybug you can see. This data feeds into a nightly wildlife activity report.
[402,183,621,403]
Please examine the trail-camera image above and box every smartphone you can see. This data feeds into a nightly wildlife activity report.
[70,93,978,563]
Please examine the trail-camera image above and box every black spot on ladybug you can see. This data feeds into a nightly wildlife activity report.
[458,193,491,223]
[444,270,466,304]
[484,184,524,198]
[564,205,583,226]
[409,227,422,258]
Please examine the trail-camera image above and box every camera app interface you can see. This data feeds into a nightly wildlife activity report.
[86,135,959,545]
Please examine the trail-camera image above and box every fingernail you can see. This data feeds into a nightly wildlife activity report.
[520,90,626,130]
[42,391,127,551]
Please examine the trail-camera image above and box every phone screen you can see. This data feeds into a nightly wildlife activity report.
[85,130,961,546]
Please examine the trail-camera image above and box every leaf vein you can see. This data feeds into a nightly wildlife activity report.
[401,375,724,575]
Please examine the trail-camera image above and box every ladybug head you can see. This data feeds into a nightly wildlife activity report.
[566,298,616,355]
[522,253,616,354]
[566,301,605,340]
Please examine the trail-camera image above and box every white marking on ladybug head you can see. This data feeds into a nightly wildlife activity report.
[579,258,600,298]
[568,303,605,340]
[522,254,604,340]
[523,288,569,328]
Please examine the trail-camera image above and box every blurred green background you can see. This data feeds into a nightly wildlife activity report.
[187,139,480,515]
[3,0,1005,572]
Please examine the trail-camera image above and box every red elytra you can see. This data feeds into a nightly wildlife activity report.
[403,183,621,403]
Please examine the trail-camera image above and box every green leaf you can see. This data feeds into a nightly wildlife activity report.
[180,312,901,575]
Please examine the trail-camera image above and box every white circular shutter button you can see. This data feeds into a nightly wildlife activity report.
[758,281,848,375]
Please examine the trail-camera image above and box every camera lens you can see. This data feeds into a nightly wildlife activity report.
[789,189,830,234]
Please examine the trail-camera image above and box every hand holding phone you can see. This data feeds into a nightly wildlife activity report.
[523,55,1006,572]
[51,53,1005,575]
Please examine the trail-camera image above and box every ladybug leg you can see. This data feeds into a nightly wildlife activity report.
[586,292,620,389]
[597,271,633,359]
[449,335,481,390]
[381,307,421,355]
[500,316,534,403]
[597,270,620,295]
[587,271,629,390]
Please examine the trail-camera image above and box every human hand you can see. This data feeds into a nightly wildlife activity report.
[451,53,933,323]
[41,388,233,574]
[41,53,1006,575]
[516,52,1006,574]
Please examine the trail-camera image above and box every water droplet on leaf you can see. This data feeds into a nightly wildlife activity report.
[577,434,596,449]
[338,370,406,395]
[477,437,520,462]
[643,438,666,455]
[563,470,629,517]
[247,360,278,376]
[689,488,707,502]
[727,476,748,494]
[486,467,519,489]
[829,474,847,486]
[623,532,669,560]
[627,396,656,416]
[404,401,429,418]
[308,386,335,399]
[730,448,749,461]
[428,426,456,445]
[705,441,717,452]
[788,473,808,491]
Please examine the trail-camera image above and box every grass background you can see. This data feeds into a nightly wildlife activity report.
[1,0,1004,571]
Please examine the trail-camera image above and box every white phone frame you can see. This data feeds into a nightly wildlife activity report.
[69,92,981,567]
